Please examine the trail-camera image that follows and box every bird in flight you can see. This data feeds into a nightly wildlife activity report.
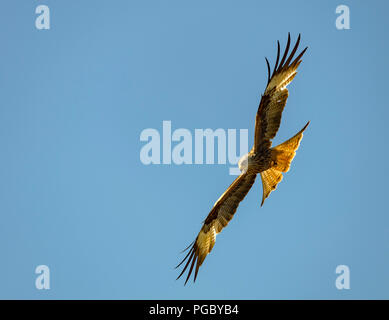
[176,34,309,284]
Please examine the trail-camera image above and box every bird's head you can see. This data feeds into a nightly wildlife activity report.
[238,153,250,173]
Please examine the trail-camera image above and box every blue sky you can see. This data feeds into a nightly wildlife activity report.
[0,1,388,299]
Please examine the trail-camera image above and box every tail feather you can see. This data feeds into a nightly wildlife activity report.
[260,121,309,206]
[260,168,283,206]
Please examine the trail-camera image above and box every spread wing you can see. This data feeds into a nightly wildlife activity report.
[253,33,307,152]
[176,173,257,284]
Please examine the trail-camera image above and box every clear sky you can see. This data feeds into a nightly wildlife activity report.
[0,0,388,299]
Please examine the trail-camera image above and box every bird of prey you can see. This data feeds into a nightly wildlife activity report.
[176,34,309,284]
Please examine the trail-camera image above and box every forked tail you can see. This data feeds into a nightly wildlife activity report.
[260,121,310,206]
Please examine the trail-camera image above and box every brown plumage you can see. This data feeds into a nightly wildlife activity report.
[176,33,310,285]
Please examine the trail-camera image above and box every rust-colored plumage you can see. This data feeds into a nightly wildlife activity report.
[176,34,310,284]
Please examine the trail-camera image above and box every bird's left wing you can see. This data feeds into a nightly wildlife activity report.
[253,33,307,152]
[176,172,257,284]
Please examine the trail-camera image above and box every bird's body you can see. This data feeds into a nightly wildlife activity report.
[177,34,310,284]
[239,148,272,174]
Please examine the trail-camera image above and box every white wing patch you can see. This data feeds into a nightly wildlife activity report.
[265,66,299,94]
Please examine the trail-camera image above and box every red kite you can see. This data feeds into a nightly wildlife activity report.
[177,34,309,284]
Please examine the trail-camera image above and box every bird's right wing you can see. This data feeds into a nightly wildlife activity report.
[176,172,257,284]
